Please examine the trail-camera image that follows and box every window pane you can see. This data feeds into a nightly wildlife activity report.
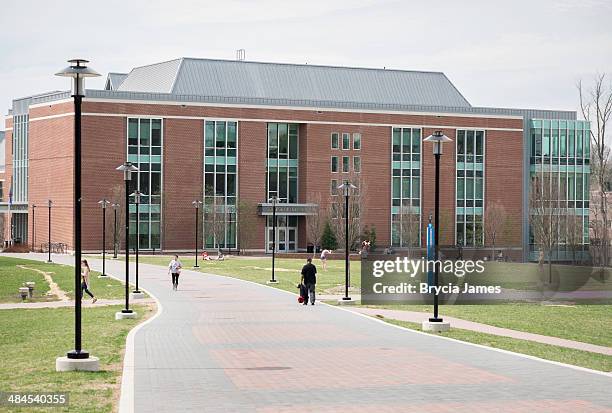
[353,133,361,150]
[411,129,420,154]
[215,174,225,196]
[342,133,350,150]
[205,121,215,147]
[152,119,161,146]
[227,174,236,196]
[353,156,361,173]
[227,122,237,149]
[128,119,138,146]
[393,177,400,198]
[457,130,465,156]
[475,177,483,199]
[392,128,401,153]
[457,178,464,199]
[151,173,161,195]
[402,129,411,153]
[268,123,278,158]
[216,122,226,148]
[331,157,338,172]
[402,177,410,198]
[289,133,298,159]
[466,177,474,198]
[466,130,474,155]
[139,119,150,147]
[279,126,288,158]
[342,156,349,172]
[411,177,419,198]
[331,133,339,149]
[475,131,483,156]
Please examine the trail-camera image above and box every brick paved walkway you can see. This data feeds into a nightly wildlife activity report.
[4,253,611,413]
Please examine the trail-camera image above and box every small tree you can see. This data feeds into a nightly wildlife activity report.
[399,206,420,257]
[320,220,337,250]
[530,173,563,283]
[237,199,258,254]
[565,212,583,265]
[306,192,326,253]
[205,195,227,253]
[484,201,508,260]
[330,174,365,252]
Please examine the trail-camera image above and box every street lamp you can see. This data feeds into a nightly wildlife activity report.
[112,203,119,259]
[338,180,357,302]
[31,204,36,252]
[55,58,100,370]
[192,200,203,268]
[130,190,144,297]
[98,199,110,277]
[116,162,139,319]
[267,196,279,284]
[47,200,52,263]
[423,131,452,331]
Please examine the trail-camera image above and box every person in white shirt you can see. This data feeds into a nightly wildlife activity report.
[168,255,182,291]
[320,249,331,271]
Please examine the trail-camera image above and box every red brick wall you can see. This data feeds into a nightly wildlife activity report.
[10,99,525,253]
[237,121,267,250]
[162,118,203,250]
[27,114,74,249]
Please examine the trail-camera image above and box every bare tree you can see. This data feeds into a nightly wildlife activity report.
[565,212,583,265]
[205,195,227,254]
[398,206,420,257]
[579,74,612,266]
[330,174,364,252]
[530,173,563,283]
[306,192,326,253]
[109,184,126,254]
[237,199,258,254]
[484,201,508,260]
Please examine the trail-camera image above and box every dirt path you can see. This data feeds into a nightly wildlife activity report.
[17,265,70,302]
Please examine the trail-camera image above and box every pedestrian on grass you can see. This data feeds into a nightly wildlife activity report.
[81,259,97,304]
[300,257,317,305]
[168,255,182,291]
[320,249,331,271]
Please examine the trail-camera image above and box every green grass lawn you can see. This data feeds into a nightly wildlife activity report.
[120,254,361,295]
[366,303,612,347]
[382,318,612,372]
[0,257,137,302]
[0,304,155,412]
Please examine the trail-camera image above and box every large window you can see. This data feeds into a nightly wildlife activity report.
[391,127,421,247]
[12,114,29,203]
[342,133,350,150]
[456,130,485,247]
[331,133,339,149]
[266,123,298,203]
[204,120,237,249]
[127,118,163,249]
[529,119,590,256]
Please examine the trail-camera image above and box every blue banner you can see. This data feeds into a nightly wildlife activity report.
[426,223,434,286]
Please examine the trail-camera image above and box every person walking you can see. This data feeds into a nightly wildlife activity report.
[300,257,317,306]
[320,249,331,271]
[81,259,97,303]
[168,255,182,291]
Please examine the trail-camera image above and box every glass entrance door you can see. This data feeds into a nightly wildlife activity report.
[266,216,298,253]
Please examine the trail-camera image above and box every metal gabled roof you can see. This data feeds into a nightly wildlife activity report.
[116,57,472,108]
[105,72,129,90]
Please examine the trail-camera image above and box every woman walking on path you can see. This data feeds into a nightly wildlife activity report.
[81,259,97,303]
[168,255,183,291]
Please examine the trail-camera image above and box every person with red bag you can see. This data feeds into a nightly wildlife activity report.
[300,257,317,305]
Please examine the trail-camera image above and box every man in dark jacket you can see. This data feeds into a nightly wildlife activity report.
[300,257,317,305]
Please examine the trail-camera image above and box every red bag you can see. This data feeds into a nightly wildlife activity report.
[298,296,304,303]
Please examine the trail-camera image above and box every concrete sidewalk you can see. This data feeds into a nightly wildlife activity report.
[4,253,611,413]
[0,298,155,310]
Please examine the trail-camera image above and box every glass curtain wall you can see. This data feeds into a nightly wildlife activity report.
[529,119,590,260]
[456,130,485,246]
[204,120,237,249]
[127,118,162,249]
[391,127,421,247]
[12,114,29,203]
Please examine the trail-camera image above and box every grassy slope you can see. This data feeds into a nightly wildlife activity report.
[383,318,612,372]
[0,304,154,413]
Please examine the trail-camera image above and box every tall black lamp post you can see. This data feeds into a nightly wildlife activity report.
[338,180,356,302]
[267,196,279,284]
[116,162,139,318]
[47,200,53,263]
[112,203,119,259]
[130,190,143,295]
[31,204,36,252]
[423,131,452,325]
[55,58,100,369]
[192,200,202,268]
[98,199,110,277]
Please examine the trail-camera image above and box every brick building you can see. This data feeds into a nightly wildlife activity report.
[1,58,590,261]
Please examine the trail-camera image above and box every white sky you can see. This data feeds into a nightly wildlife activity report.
[1,0,611,129]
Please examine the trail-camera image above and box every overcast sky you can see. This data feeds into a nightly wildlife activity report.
[1,0,611,129]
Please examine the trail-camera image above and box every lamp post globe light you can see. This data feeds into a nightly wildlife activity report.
[337,180,357,304]
[116,162,139,319]
[47,200,52,263]
[422,131,452,333]
[130,191,145,299]
[192,200,203,268]
[267,196,279,284]
[98,199,111,278]
[55,59,101,372]
[112,203,119,259]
